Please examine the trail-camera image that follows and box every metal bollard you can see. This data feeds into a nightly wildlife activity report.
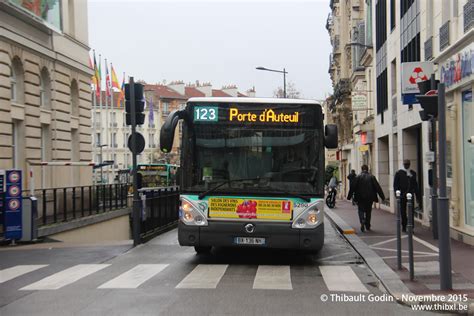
[396,190,402,270]
[407,193,414,281]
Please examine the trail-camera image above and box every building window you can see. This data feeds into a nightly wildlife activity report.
[11,58,24,104]
[162,102,169,115]
[95,132,101,146]
[11,66,17,101]
[12,121,18,168]
[40,68,52,109]
[123,132,129,147]
[390,0,396,30]
[71,80,79,116]
[111,132,117,147]
[41,124,52,162]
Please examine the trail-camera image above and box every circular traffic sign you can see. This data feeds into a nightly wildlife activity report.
[8,185,20,197]
[8,171,20,183]
[128,132,146,154]
[8,199,20,210]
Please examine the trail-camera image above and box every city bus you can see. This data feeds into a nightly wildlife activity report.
[160,97,337,253]
[136,163,178,188]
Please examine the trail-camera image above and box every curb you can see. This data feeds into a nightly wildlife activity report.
[325,207,474,315]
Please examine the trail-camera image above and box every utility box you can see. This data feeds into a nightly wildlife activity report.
[21,197,38,241]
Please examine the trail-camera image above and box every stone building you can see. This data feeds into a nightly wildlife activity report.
[0,0,93,190]
[327,0,375,197]
[367,0,474,244]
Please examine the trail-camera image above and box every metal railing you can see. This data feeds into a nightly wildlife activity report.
[33,184,130,226]
[139,186,179,241]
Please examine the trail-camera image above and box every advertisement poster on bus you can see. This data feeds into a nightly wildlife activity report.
[208,197,292,220]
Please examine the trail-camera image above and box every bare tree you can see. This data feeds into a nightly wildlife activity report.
[273,82,301,99]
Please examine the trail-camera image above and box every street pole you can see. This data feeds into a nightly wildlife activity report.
[396,190,402,270]
[130,77,141,247]
[430,74,438,240]
[283,68,286,98]
[100,145,103,184]
[437,82,452,290]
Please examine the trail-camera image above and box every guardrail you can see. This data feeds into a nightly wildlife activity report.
[31,184,130,226]
[139,186,179,241]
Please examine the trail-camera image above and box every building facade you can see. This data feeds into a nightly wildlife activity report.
[0,0,93,190]
[369,0,474,244]
[327,0,376,197]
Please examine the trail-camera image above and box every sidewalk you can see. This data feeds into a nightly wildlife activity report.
[326,199,474,312]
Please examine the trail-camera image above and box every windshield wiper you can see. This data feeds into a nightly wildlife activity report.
[198,177,260,200]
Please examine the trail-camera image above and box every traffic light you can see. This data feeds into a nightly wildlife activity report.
[125,83,145,126]
[415,79,439,121]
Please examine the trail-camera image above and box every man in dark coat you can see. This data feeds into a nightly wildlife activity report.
[347,169,357,204]
[394,159,421,232]
[347,165,386,232]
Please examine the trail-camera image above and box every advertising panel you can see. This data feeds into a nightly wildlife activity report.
[5,170,22,240]
[208,197,292,220]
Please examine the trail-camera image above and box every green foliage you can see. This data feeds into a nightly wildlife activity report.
[324,165,339,185]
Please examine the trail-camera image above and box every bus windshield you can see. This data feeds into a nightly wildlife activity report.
[181,102,325,196]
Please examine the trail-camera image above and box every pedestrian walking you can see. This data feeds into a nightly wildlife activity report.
[347,165,385,232]
[347,169,357,205]
[394,159,421,232]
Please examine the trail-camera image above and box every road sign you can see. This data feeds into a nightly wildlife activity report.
[401,62,434,94]
[128,132,145,155]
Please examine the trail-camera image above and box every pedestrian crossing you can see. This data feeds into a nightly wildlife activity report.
[1,264,370,293]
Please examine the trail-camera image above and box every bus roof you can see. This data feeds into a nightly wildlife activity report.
[187,97,321,105]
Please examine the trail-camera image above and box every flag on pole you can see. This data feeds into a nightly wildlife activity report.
[94,52,100,97]
[148,98,154,126]
[117,74,125,107]
[89,55,97,89]
[111,65,121,90]
[105,62,111,97]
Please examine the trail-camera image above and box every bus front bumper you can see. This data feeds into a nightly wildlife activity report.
[178,221,324,251]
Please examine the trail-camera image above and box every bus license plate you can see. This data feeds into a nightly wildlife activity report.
[234,237,265,245]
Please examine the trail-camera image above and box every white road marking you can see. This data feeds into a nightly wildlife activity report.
[369,235,407,247]
[370,246,437,256]
[98,264,169,289]
[320,265,369,293]
[20,264,110,290]
[413,235,439,253]
[0,265,48,283]
[176,264,228,289]
[316,252,352,261]
[253,265,292,290]
[381,254,438,259]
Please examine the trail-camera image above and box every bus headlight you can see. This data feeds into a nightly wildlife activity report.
[180,199,208,226]
[292,200,324,229]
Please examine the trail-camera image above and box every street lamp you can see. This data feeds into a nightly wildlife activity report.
[97,144,107,184]
[256,66,288,98]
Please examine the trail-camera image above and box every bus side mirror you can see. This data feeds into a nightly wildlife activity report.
[324,124,338,149]
[160,110,186,153]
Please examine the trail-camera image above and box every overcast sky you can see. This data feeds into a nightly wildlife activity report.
[88,0,332,100]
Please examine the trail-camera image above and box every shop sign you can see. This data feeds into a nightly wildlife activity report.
[440,43,474,91]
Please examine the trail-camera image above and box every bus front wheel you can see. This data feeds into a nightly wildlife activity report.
[194,246,212,254]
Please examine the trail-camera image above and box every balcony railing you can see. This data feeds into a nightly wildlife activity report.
[424,36,433,60]
[440,21,450,51]
[465,0,474,33]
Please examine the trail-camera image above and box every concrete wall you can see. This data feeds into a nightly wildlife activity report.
[48,214,131,243]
